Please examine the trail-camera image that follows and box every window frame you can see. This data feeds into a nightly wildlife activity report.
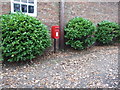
[11,0,37,17]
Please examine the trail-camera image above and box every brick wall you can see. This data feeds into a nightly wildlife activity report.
[0,1,59,30]
[37,2,59,29]
[0,1,119,50]
[36,2,60,50]
[0,1,118,27]
[64,2,118,25]
[0,1,10,15]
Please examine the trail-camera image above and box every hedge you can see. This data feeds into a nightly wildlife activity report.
[1,13,51,62]
[64,17,96,50]
[96,21,120,44]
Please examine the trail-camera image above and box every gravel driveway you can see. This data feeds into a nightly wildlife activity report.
[1,46,119,88]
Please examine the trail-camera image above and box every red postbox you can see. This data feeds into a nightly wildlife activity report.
[51,26,60,39]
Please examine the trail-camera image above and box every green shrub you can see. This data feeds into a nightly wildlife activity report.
[96,21,120,44]
[116,25,120,42]
[1,13,51,62]
[64,17,96,50]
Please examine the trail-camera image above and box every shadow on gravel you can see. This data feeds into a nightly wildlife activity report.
[2,51,54,69]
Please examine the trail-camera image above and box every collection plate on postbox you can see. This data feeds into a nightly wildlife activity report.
[51,26,60,39]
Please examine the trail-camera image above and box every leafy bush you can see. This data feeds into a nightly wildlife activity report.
[116,25,120,42]
[96,21,120,44]
[1,13,51,62]
[64,17,96,50]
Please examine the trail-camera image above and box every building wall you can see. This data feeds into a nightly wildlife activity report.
[64,2,118,25]
[0,1,119,50]
[0,1,59,29]
[0,2,11,15]
[37,2,59,29]
[36,2,60,50]
[0,1,118,26]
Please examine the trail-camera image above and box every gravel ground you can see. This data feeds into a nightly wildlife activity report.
[1,46,119,88]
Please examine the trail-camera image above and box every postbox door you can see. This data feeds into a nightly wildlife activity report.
[51,26,60,39]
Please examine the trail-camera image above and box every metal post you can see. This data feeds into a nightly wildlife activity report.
[54,39,56,53]
[59,0,65,50]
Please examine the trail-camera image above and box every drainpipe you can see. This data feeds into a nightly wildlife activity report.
[118,1,120,24]
[59,0,65,50]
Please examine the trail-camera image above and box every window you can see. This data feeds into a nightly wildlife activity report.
[11,0,37,17]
